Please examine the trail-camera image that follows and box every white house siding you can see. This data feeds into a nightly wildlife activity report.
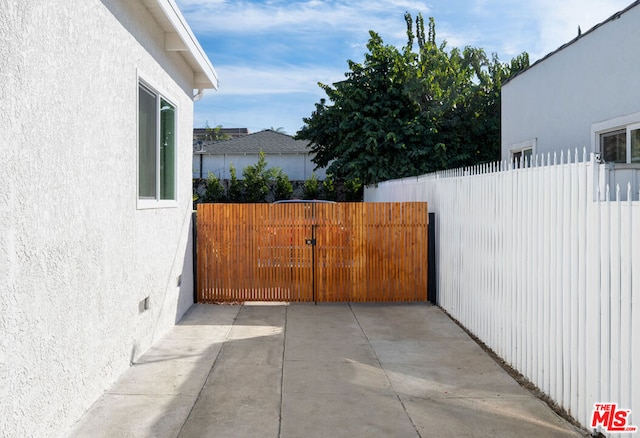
[0,1,199,437]
[501,4,640,161]
[196,153,327,180]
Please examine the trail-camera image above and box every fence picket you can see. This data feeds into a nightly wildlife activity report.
[622,188,633,414]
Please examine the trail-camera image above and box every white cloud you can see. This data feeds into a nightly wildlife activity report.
[192,63,350,134]
[177,0,429,37]
[206,64,346,97]
[524,0,631,59]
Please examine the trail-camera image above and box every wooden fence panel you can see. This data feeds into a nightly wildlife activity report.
[197,203,314,302]
[196,202,428,303]
[313,202,429,302]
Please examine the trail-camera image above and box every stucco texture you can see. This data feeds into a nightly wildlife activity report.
[1,1,199,436]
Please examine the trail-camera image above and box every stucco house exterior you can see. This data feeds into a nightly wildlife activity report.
[193,129,327,180]
[0,1,217,436]
[501,0,640,196]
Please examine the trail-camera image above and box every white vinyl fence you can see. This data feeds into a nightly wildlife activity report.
[365,151,639,435]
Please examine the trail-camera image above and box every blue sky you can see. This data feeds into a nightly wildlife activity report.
[175,0,632,135]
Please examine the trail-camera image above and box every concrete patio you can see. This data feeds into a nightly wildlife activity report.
[68,303,587,437]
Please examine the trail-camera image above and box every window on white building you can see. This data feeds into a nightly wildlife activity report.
[593,113,640,164]
[509,139,536,168]
[600,129,626,163]
[512,148,533,168]
[632,127,640,163]
[138,81,177,206]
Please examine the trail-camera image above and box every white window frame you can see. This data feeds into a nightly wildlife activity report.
[137,75,178,210]
[630,122,640,164]
[508,138,536,167]
[592,111,640,165]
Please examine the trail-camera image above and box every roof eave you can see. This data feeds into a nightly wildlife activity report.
[147,0,218,90]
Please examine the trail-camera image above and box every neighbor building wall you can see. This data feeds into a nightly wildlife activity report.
[195,153,327,180]
[0,1,197,436]
[501,4,640,161]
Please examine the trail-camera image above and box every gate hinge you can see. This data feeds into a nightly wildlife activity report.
[305,238,316,246]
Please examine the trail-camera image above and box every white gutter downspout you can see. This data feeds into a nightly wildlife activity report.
[193,88,204,101]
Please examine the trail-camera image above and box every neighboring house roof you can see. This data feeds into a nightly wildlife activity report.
[141,0,218,89]
[196,129,312,154]
[505,0,640,84]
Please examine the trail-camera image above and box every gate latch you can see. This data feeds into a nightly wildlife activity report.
[305,238,316,246]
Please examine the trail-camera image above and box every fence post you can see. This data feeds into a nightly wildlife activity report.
[192,209,198,304]
[428,212,437,304]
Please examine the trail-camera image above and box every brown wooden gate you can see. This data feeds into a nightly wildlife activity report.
[196,202,428,303]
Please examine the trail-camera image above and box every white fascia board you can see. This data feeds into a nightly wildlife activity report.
[152,0,219,90]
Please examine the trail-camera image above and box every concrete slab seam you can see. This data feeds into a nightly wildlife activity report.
[347,302,423,438]
[176,305,241,437]
[278,304,288,438]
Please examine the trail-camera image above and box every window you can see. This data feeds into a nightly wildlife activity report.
[138,81,177,205]
[601,129,626,163]
[512,148,533,168]
[632,128,640,163]
[599,126,640,164]
[508,139,536,168]
[593,113,640,164]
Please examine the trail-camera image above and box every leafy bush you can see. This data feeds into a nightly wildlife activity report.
[303,173,320,199]
[322,174,337,201]
[242,151,272,203]
[273,169,293,201]
[227,163,243,202]
[344,178,363,201]
[204,172,226,202]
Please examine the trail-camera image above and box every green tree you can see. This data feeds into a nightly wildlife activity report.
[297,32,423,186]
[228,163,243,202]
[243,151,272,202]
[303,173,320,199]
[296,14,528,185]
[404,16,528,170]
[273,168,293,201]
[204,172,226,202]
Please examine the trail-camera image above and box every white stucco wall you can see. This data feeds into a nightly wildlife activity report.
[501,5,640,161]
[194,153,327,180]
[0,1,199,436]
